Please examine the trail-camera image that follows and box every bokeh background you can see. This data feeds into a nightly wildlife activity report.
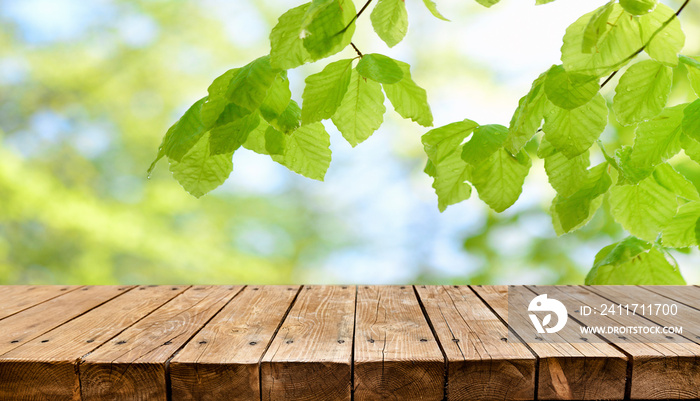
[1,0,699,285]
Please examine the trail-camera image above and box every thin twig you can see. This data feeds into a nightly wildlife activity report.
[351,42,363,58]
[339,0,373,34]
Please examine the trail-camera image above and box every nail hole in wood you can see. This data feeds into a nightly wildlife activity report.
[163,341,172,345]
[171,287,178,290]
[288,288,294,290]
[139,287,146,290]
[368,339,374,343]
[41,340,49,343]
[252,288,259,291]
[500,337,508,342]
[453,285,459,288]
[82,288,89,291]
[342,286,348,289]
[116,341,126,345]
[338,340,345,344]
[400,286,406,289]
[199,341,208,345]
[86,339,94,343]
[10,340,19,343]
[581,337,588,342]
[420,338,428,342]
[452,338,459,343]
[286,340,293,344]
[249,341,257,346]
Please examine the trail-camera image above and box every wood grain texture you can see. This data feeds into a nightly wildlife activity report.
[0,285,80,321]
[170,285,299,401]
[473,285,627,400]
[79,285,242,401]
[261,285,355,401]
[354,285,444,401]
[571,285,700,400]
[0,285,185,401]
[416,285,535,400]
[0,286,130,357]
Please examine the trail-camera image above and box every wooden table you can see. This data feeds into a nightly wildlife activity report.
[0,285,697,400]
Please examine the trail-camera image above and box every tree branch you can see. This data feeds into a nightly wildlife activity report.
[351,42,363,58]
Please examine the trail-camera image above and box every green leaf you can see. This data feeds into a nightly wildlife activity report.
[620,0,658,16]
[201,69,240,127]
[639,4,685,66]
[551,163,611,234]
[562,4,642,76]
[209,112,260,155]
[422,120,479,212]
[471,148,531,213]
[543,144,590,198]
[371,0,408,48]
[505,72,547,155]
[356,54,404,84]
[274,100,302,134]
[663,201,700,247]
[264,126,286,155]
[149,97,208,174]
[382,60,433,127]
[544,65,599,110]
[331,69,386,147]
[682,133,700,164]
[613,60,672,126]
[582,2,614,54]
[272,122,331,180]
[609,174,678,241]
[682,99,700,142]
[473,0,501,7]
[461,124,508,166]
[680,55,700,97]
[169,132,233,198]
[242,119,273,155]
[535,0,556,4]
[269,3,313,70]
[260,72,292,125]
[422,119,479,164]
[653,163,700,202]
[585,237,685,285]
[301,59,354,125]
[543,93,608,158]
[422,0,449,21]
[302,0,357,59]
[432,150,472,212]
[627,104,686,178]
[616,145,654,184]
[226,56,279,113]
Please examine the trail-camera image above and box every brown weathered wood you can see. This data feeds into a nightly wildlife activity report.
[473,285,627,400]
[354,285,444,401]
[572,285,700,399]
[79,285,242,401]
[0,285,185,400]
[0,286,131,357]
[170,285,300,400]
[0,285,80,321]
[260,285,355,401]
[416,285,535,400]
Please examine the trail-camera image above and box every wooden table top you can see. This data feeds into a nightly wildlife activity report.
[0,285,697,400]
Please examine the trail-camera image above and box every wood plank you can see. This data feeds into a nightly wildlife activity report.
[260,285,355,401]
[0,285,186,401]
[353,285,444,401]
[473,285,627,400]
[170,285,299,401]
[0,286,131,357]
[79,285,243,401]
[640,285,700,310]
[416,285,535,400]
[576,285,700,399]
[0,285,81,321]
